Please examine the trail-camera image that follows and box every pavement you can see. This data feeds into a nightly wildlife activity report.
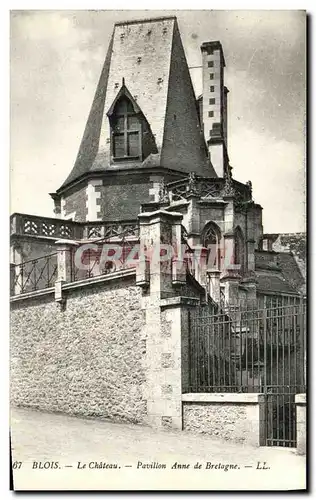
[10,406,306,491]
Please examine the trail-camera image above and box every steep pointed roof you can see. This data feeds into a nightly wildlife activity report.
[58,16,216,192]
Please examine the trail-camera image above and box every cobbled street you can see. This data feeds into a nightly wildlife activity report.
[11,407,306,491]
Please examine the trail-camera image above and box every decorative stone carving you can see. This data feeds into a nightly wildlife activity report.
[158,180,170,203]
[186,172,198,195]
[221,176,235,197]
[88,226,102,239]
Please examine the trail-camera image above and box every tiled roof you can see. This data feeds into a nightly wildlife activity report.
[276,251,305,295]
[255,270,298,295]
[58,17,216,192]
[255,249,305,295]
[270,232,306,261]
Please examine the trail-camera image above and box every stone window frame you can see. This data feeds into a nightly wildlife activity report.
[202,221,222,271]
[110,96,142,161]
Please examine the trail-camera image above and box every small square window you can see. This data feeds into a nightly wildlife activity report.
[210,73,214,80]
[209,98,215,105]
[208,61,214,67]
[208,111,214,118]
[210,86,215,92]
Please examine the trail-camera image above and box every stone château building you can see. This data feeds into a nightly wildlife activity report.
[12,15,305,304]
[10,16,306,449]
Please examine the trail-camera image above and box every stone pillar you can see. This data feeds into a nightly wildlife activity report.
[191,246,208,288]
[54,239,79,302]
[10,240,23,296]
[138,210,184,299]
[223,196,234,233]
[222,190,241,308]
[221,270,241,307]
[246,204,256,273]
[137,210,197,430]
[223,231,235,272]
[144,297,198,431]
[135,254,149,287]
[10,263,16,296]
[186,193,200,239]
[171,218,187,286]
[241,277,257,306]
[295,394,306,455]
[246,240,256,273]
[207,269,221,304]
[222,191,236,274]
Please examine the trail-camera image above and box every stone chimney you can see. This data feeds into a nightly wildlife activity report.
[201,41,229,178]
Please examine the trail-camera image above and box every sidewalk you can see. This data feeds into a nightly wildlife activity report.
[10,406,306,491]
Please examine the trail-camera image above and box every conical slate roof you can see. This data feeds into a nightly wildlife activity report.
[58,16,216,192]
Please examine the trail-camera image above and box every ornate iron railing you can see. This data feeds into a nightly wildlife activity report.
[84,220,139,240]
[70,229,140,282]
[188,298,306,393]
[11,253,58,295]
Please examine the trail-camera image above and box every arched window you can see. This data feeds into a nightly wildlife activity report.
[111,96,142,159]
[234,227,245,272]
[202,223,222,270]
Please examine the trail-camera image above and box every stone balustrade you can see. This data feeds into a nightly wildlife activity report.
[10,213,139,241]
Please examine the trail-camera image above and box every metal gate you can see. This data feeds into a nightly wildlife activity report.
[187,295,306,447]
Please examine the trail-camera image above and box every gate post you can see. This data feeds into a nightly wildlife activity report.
[295,393,306,455]
[137,210,198,430]
[207,269,221,304]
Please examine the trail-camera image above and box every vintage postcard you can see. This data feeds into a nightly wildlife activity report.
[10,9,307,491]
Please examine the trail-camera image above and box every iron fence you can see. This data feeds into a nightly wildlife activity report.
[70,231,140,282]
[188,298,306,394]
[188,297,306,447]
[11,253,58,295]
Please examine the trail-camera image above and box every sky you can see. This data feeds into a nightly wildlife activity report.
[10,9,306,233]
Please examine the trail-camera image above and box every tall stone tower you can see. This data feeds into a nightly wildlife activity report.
[201,41,229,178]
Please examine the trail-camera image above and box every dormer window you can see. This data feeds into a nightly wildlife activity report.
[107,82,158,164]
[111,96,142,160]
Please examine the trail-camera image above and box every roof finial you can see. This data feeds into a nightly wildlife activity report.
[122,77,125,86]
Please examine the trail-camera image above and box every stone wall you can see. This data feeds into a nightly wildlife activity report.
[182,394,262,446]
[10,276,147,423]
[98,176,153,220]
[61,182,88,222]
[295,393,306,455]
